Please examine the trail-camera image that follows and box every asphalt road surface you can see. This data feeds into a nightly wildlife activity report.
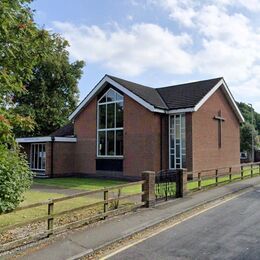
[108,186,260,260]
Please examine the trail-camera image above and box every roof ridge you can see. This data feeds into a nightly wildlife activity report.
[156,77,223,90]
[107,74,155,89]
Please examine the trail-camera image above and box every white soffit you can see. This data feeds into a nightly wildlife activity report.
[16,137,77,143]
[68,75,166,120]
[194,79,244,123]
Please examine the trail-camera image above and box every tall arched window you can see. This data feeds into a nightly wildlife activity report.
[97,88,124,157]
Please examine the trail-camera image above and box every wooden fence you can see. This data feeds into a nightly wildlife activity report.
[187,162,260,191]
[0,180,145,253]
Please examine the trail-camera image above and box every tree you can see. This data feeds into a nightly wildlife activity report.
[14,33,85,137]
[0,0,51,212]
[240,122,258,152]
[237,102,260,134]
[0,144,32,213]
[237,102,260,153]
[0,0,51,144]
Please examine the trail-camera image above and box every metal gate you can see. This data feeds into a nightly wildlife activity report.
[155,169,178,201]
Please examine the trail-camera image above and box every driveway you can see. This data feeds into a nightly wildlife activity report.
[109,185,260,260]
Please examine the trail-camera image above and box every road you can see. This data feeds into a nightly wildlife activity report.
[108,186,260,260]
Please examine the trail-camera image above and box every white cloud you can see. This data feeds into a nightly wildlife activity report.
[149,0,197,27]
[53,0,260,110]
[53,21,193,76]
[218,0,260,12]
[147,0,260,110]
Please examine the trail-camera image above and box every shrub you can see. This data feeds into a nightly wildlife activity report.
[0,144,33,213]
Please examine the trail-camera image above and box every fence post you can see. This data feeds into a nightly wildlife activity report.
[47,199,54,236]
[198,172,202,190]
[229,167,232,182]
[141,171,155,207]
[241,165,244,180]
[103,189,109,218]
[215,169,218,186]
[251,164,253,177]
[176,169,187,198]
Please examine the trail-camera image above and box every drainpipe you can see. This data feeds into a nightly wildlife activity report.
[50,136,55,178]
[160,115,163,170]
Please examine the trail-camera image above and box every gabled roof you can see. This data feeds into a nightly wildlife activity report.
[157,78,222,110]
[69,75,244,123]
[108,75,167,109]
[50,123,74,137]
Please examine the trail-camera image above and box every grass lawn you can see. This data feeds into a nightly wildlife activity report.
[188,167,259,190]
[0,190,100,228]
[0,177,143,229]
[34,177,141,194]
[1,167,258,230]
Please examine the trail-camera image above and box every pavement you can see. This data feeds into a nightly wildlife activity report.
[110,185,260,260]
[11,176,260,260]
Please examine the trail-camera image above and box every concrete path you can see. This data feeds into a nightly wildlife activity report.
[110,185,260,259]
[13,176,260,260]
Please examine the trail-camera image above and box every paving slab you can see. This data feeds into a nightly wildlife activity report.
[13,176,260,260]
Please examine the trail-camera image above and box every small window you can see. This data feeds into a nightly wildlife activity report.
[30,143,46,170]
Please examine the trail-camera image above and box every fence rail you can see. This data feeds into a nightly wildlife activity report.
[188,162,260,191]
[0,180,145,252]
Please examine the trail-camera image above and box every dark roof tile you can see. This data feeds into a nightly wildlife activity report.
[157,77,222,110]
[50,123,74,137]
[108,75,222,110]
[108,75,167,109]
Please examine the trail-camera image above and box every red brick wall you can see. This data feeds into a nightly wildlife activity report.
[192,87,240,172]
[73,97,97,175]
[72,94,164,178]
[123,96,162,177]
[186,112,193,172]
[52,142,75,176]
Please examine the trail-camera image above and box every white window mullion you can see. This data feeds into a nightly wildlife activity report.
[41,144,43,170]
[180,115,182,168]
[30,144,33,168]
[97,88,124,158]
[174,115,177,168]
[35,144,38,170]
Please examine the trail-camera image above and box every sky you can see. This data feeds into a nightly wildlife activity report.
[31,0,260,112]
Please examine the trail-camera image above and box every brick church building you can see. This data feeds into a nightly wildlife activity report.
[17,75,244,179]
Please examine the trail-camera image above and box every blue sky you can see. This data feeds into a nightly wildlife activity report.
[31,0,260,112]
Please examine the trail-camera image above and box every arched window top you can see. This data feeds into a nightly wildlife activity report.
[98,88,123,104]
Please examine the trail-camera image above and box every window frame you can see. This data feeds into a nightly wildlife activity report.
[30,143,46,171]
[97,88,124,158]
[169,114,186,169]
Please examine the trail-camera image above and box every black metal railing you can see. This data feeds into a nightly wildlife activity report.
[155,169,178,201]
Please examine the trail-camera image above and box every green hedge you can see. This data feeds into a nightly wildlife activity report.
[0,145,33,213]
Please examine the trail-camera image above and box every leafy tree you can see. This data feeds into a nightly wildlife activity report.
[0,0,51,144]
[0,144,32,213]
[240,122,258,152]
[237,102,260,153]
[237,102,260,134]
[14,34,85,136]
[0,0,51,212]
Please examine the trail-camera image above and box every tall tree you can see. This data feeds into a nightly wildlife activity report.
[14,33,85,136]
[0,0,49,212]
[237,102,260,153]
